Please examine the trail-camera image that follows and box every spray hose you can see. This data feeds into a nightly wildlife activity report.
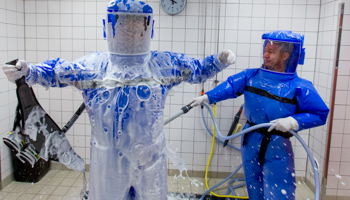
[200,103,320,200]
[203,103,249,199]
[163,103,320,200]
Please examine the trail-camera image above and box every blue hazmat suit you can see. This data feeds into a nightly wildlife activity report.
[24,1,231,199]
[206,31,329,200]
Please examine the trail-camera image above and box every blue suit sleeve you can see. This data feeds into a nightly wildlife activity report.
[292,82,329,131]
[205,69,252,104]
[26,53,104,88]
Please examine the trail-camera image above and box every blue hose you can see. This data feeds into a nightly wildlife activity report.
[200,103,320,200]
[201,163,244,199]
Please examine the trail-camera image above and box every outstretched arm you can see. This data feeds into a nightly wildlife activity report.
[151,49,235,86]
[182,49,235,84]
[3,53,106,89]
[189,69,254,107]
[205,69,254,104]
[26,53,106,89]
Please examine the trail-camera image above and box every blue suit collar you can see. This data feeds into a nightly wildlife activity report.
[258,68,297,82]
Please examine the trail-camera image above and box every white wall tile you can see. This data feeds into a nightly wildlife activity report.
[330,148,341,162]
[84,40,97,52]
[48,1,59,14]
[340,162,350,175]
[61,39,72,51]
[278,18,292,30]
[340,147,350,162]
[335,90,347,104]
[72,2,84,14]
[328,161,340,175]
[293,5,307,18]
[238,18,251,30]
[239,4,252,17]
[342,135,350,148]
[60,1,72,14]
[60,14,72,27]
[84,27,96,39]
[73,14,85,27]
[25,1,36,13]
[48,27,60,39]
[306,5,320,18]
[188,30,202,44]
[37,38,48,51]
[172,29,185,42]
[25,13,36,25]
[339,46,350,61]
[225,4,238,17]
[61,27,72,39]
[48,14,60,26]
[252,4,265,18]
[186,16,199,29]
[279,5,293,18]
[327,175,340,188]
[173,16,185,29]
[85,2,96,14]
[251,17,265,31]
[159,28,172,41]
[85,14,97,27]
[265,4,278,17]
[36,1,47,14]
[264,18,278,31]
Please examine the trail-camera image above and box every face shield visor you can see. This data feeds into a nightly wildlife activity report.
[261,31,305,73]
[104,0,154,55]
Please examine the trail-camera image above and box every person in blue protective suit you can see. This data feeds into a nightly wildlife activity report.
[190,30,329,200]
[2,1,235,199]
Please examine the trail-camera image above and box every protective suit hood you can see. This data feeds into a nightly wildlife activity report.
[262,30,305,73]
[104,0,154,55]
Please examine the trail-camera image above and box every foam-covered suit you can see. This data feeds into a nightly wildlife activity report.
[23,1,232,199]
[205,31,329,200]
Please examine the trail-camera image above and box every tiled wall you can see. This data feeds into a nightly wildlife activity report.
[0,0,24,184]
[316,0,350,198]
[2,0,348,198]
[307,0,335,192]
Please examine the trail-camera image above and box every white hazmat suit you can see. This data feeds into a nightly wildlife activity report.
[3,0,235,199]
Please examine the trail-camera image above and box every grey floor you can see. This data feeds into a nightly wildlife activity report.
[0,169,315,200]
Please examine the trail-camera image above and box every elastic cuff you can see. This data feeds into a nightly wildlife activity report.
[205,92,213,104]
[291,116,302,131]
[214,53,228,70]
[25,64,36,86]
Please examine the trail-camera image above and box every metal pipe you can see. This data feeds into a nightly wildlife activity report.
[215,0,221,85]
[201,0,208,96]
[324,2,344,180]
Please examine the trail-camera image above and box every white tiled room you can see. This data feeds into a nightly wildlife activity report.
[0,0,349,199]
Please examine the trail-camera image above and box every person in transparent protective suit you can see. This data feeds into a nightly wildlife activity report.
[3,1,235,199]
[190,30,329,200]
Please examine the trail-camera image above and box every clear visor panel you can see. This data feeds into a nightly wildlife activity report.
[261,40,302,73]
[106,13,153,55]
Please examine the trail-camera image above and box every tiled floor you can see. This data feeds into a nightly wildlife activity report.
[0,169,315,200]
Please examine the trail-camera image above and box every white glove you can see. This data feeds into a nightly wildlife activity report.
[2,60,28,83]
[218,49,236,65]
[268,117,299,132]
[189,94,209,107]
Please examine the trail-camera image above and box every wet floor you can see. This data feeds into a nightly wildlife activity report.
[0,169,314,200]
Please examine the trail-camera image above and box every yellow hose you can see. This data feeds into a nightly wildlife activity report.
[204,104,249,199]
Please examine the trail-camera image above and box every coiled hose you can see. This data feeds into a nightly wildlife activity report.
[200,103,320,200]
